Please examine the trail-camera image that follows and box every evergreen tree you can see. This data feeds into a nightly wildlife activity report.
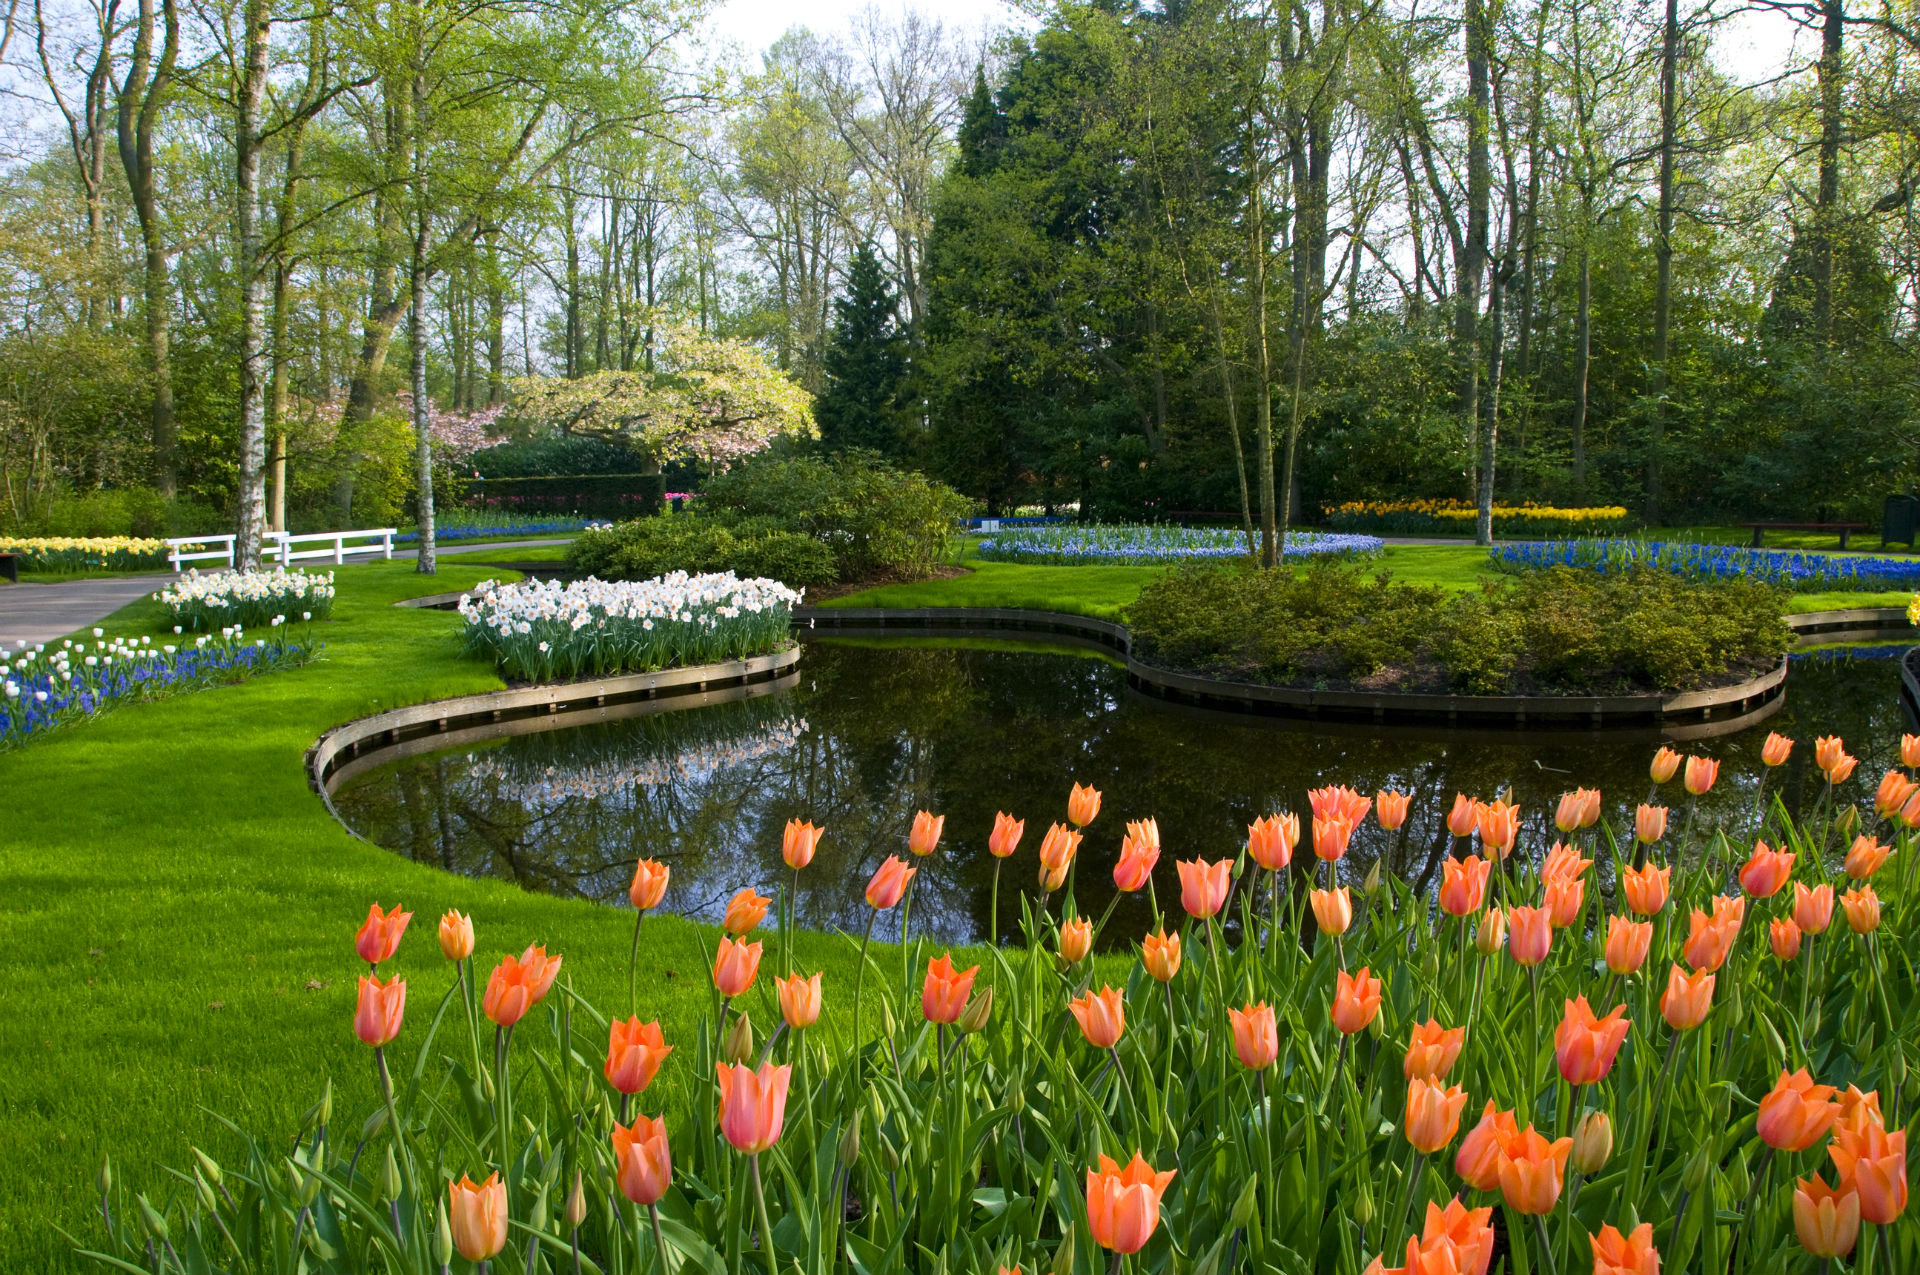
[817,243,910,455]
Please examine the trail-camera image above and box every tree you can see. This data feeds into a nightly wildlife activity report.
[816,242,908,454]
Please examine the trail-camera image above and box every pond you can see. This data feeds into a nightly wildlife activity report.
[328,638,1912,948]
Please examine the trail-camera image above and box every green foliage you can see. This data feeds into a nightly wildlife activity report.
[817,243,910,455]
[1126,563,1789,694]
[467,435,646,478]
[567,514,838,587]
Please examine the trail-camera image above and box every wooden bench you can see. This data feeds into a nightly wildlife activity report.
[1743,521,1868,550]
[0,553,16,582]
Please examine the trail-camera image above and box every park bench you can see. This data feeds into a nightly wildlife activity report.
[1742,521,1868,550]
[0,553,16,582]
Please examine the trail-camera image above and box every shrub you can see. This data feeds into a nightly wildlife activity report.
[1126,562,1789,694]
[568,516,838,588]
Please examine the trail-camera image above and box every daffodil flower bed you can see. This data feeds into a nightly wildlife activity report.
[1,622,318,749]
[155,567,337,630]
[81,735,1919,1275]
[1493,538,1920,593]
[1325,499,1632,538]
[457,572,801,681]
[975,524,1383,565]
[0,535,187,573]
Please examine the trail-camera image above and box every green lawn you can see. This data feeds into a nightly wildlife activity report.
[0,560,974,1271]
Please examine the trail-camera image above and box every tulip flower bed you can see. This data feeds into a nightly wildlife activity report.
[1,622,318,749]
[79,739,1918,1275]
[0,535,184,573]
[1492,539,1920,594]
[456,572,801,682]
[1325,500,1633,539]
[975,524,1383,566]
[155,567,337,630]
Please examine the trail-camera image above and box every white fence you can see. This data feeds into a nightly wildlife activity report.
[165,528,397,571]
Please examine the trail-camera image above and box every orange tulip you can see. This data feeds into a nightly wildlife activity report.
[438,910,474,961]
[864,855,916,909]
[1141,929,1181,982]
[1875,769,1920,818]
[353,974,406,1047]
[1508,905,1552,966]
[1898,786,1920,827]
[1496,1126,1573,1214]
[1475,907,1507,955]
[711,936,761,998]
[1738,842,1795,899]
[1229,1002,1278,1069]
[722,888,771,935]
[1904,733,1920,769]
[604,1017,673,1094]
[1571,1111,1614,1174]
[1829,1123,1907,1224]
[1361,1236,1460,1275]
[1311,885,1353,936]
[1309,784,1373,826]
[1455,1101,1519,1191]
[1038,822,1082,887]
[1555,788,1601,833]
[1589,1222,1660,1275]
[1659,964,1715,1030]
[908,809,944,857]
[1544,877,1585,929]
[1835,1084,1885,1135]
[715,1060,791,1154]
[988,811,1025,859]
[1332,966,1383,1034]
[1770,917,1802,960]
[484,944,562,1027]
[782,819,823,870]
[1758,1068,1839,1151]
[1404,1019,1466,1081]
[1816,735,1848,774]
[1827,752,1860,784]
[1113,830,1160,892]
[1446,793,1479,838]
[1247,813,1295,871]
[1713,892,1747,929]
[1377,789,1411,830]
[1793,1173,1860,1258]
[1069,985,1126,1049]
[1067,782,1102,828]
[1177,857,1232,919]
[1313,814,1355,862]
[1554,996,1631,1084]
[1405,1077,1469,1153]
[1841,885,1882,933]
[1084,1152,1175,1254]
[1681,909,1736,973]
[448,1173,508,1261]
[1439,855,1491,916]
[611,1114,671,1205]
[1683,755,1719,796]
[629,858,669,910]
[1421,1197,1495,1275]
[1605,916,1652,975]
[1621,861,1670,915]
[1634,804,1668,845]
[1059,916,1093,963]
[1476,798,1519,858]
[1762,731,1794,766]
[1541,844,1592,883]
[1650,746,1682,783]
[775,971,822,1029]
[355,902,412,965]
[1793,882,1834,935]
[921,952,978,1024]
[1845,835,1892,879]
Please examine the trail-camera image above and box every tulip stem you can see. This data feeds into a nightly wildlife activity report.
[1531,1212,1558,1275]
[1386,1149,1426,1264]
[494,1025,513,1179]
[1734,1144,1773,1268]
[989,858,1002,952]
[749,1154,779,1275]
[628,907,646,1017]
[1107,1249,1125,1275]
[852,908,878,1059]
[648,1202,671,1275]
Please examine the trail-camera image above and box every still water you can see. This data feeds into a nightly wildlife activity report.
[329,638,1911,947]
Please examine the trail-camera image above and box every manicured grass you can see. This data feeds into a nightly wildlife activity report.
[0,560,960,1271]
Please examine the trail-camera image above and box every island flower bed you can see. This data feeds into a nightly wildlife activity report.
[457,571,801,681]
[976,523,1382,565]
[156,567,336,630]
[0,535,188,573]
[1325,498,1632,538]
[1493,538,1920,593]
[2,622,317,749]
[86,739,1915,1275]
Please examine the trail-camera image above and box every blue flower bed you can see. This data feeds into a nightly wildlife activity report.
[976,524,1383,565]
[1,625,319,749]
[396,515,605,543]
[1489,538,1920,592]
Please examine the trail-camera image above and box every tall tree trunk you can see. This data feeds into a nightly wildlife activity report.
[116,0,180,498]
[1460,0,1492,529]
[1811,0,1844,338]
[1249,97,1277,568]
[234,0,271,569]
[486,230,507,404]
[1572,244,1591,491]
[1477,269,1506,543]
[410,64,436,575]
[1648,0,1679,525]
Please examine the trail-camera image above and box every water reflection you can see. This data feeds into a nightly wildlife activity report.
[329,639,1911,947]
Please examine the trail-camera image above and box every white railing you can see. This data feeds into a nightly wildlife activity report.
[266,528,397,565]
[166,535,235,570]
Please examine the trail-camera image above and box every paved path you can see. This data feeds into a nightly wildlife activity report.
[0,537,576,648]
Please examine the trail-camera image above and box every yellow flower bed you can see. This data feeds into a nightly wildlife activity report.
[1324,499,1631,537]
[0,535,189,572]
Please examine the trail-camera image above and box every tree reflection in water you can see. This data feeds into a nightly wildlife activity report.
[330,640,1907,948]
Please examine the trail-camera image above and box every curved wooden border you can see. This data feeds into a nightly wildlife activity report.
[1787,607,1917,646]
[798,606,1788,732]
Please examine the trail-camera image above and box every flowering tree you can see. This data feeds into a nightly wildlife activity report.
[508,325,815,468]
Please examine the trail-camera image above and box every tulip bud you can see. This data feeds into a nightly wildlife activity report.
[1361,861,1383,898]
[838,1118,861,1168]
[1049,1230,1075,1275]
[1368,1008,1385,1040]
[97,1156,113,1197]
[529,1181,551,1233]
[880,997,898,1041]
[1353,1177,1375,1227]
[958,987,994,1034]
[1572,1111,1613,1174]
[381,1146,403,1203]
[435,1202,454,1267]
[192,1148,223,1190]
[193,1168,217,1213]
[879,1133,901,1174]
[1230,854,1244,877]
[1229,1175,1261,1230]
[724,1010,755,1065]
[1682,1144,1712,1193]
[1008,1085,1026,1116]
[136,1193,170,1242]
[360,1105,388,1143]
[1834,805,1859,837]
[1727,978,1743,1026]
[1475,908,1506,955]
[1891,1048,1908,1091]
[1725,1149,1750,1199]
[300,1079,333,1136]
[565,1170,587,1230]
